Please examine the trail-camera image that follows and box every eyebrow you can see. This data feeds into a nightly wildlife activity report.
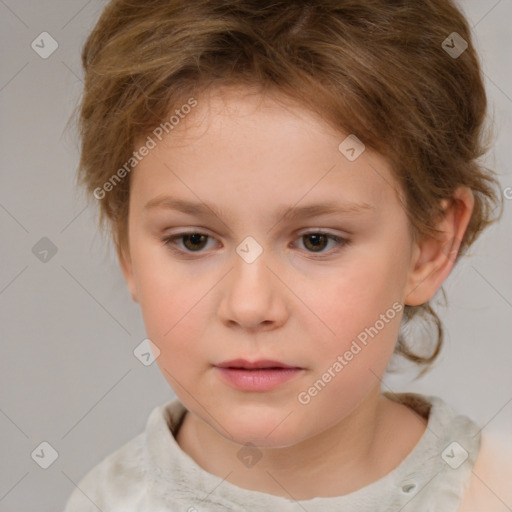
[144,195,375,221]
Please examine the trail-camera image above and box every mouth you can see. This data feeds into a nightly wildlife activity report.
[215,359,301,370]
[214,359,304,391]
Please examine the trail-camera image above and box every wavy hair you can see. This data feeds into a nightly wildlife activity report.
[74,0,503,376]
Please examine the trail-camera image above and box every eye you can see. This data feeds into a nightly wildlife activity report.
[161,230,349,257]
[294,231,349,255]
[162,232,215,253]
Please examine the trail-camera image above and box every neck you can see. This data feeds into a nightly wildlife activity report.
[174,386,426,499]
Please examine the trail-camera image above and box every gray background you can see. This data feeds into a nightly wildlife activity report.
[0,1,511,510]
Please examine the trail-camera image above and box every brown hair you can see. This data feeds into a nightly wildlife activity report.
[74,0,503,376]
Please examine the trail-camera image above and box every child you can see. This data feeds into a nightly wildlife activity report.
[64,1,510,510]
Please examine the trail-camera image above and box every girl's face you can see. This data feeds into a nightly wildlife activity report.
[121,86,423,448]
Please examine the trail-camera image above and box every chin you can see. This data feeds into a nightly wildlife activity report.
[216,407,308,449]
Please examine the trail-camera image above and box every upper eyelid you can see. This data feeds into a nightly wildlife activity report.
[164,226,347,237]
[165,228,345,242]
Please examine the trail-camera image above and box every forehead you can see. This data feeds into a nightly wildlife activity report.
[131,86,404,215]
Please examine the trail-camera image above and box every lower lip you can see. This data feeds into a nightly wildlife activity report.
[215,367,303,391]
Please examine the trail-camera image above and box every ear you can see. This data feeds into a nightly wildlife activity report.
[405,186,474,306]
[117,243,139,303]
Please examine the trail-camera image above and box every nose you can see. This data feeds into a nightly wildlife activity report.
[217,245,288,331]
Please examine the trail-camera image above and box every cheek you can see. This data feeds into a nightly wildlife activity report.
[131,249,208,369]
[307,255,404,347]
[295,282,402,427]
[293,254,405,413]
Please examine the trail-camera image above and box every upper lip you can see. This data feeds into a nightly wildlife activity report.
[215,359,301,369]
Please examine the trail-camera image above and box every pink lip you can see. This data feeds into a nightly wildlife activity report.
[214,359,304,391]
[216,359,299,369]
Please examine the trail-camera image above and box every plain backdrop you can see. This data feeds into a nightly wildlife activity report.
[0,1,511,510]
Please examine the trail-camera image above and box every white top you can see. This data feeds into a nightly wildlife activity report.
[63,392,484,512]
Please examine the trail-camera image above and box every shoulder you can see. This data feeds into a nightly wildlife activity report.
[457,432,512,512]
[63,431,146,512]
[62,399,185,512]
[381,392,490,510]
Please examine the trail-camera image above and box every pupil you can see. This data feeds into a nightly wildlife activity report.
[305,234,326,252]
[185,233,206,250]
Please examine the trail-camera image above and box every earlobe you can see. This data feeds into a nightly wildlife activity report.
[118,245,139,303]
[404,186,474,306]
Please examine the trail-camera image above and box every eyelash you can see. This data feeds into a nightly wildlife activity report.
[161,230,350,258]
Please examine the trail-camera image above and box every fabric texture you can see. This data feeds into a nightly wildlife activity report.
[63,392,481,512]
